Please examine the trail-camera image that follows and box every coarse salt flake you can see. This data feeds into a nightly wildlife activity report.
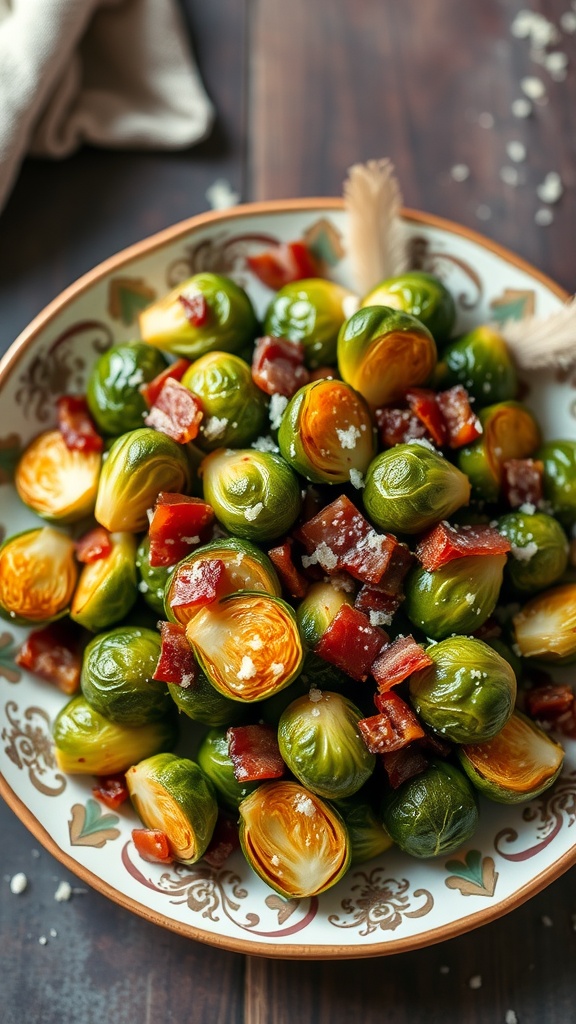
[309,687,323,702]
[203,416,229,441]
[38,936,48,946]
[251,435,279,453]
[244,502,263,521]
[505,1011,519,1024]
[511,98,533,118]
[336,425,361,449]
[9,872,28,894]
[511,542,538,562]
[469,974,482,990]
[537,171,563,204]
[349,468,365,489]
[269,394,288,429]
[450,163,470,182]
[271,662,284,675]
[237,656,257,680]
[521,76,546,99]
[54,880,72,902]
[293,793,315,816]
[206,178,240,210]
[369,610,393,627]
[507,140,527,163]
[247,636,264,651]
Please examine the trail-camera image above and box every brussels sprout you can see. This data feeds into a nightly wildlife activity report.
[404,553,507,640]
[498,511,568,594]
[263,278,356,368]
[94,427,191,532]
[337,306,437,410]
[537,440,576,528]
[196,727,259,809]
[165,536,281,627]
[138,272,258,360]
[278,691,376,799]
[277,379,376,485]
[53,695,177,774]
[15,430,101,523]
[71,532,138,631]
[80,626,172,725]
[363,442,471,534]
[512,583,576,663]
[361,271,456,347]
[457,401,541,503]
[181,351,268,451]
[200,448,302,542]
[457,711,564,804]
[0,527,77,625]
[126,753,218,865]
[408,636,516,743]
[186,592,304,702]
[168,667,248,727]
[238,780,351,897]
[333,792,393,863]
[296,581,353,647]
[435,325,518,405]
[136,535,173,616]
[381,759,479,858]
[86,341,167,436]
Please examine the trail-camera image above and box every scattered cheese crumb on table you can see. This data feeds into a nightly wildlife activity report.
[9,872,28,894]
[469,974,482,990]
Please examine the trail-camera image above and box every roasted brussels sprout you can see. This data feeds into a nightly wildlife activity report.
[263,278,356,368]
[363,442,471,534]
[15,429,101,523]
[238,780,350,897]
[457,401,541,502]
[126,753,218,865]
[296,581,353,647]
[457,711,564,804]
[94,427,191,532]
[333,792,394,863]
[168,667,248,727]
[513,583,576,662]
[337,306,437,410]
[361,271,456,347]
[182,351,268,451]
[136,535,172,616]
[196,727,259,809]
[138,272,258,360]
[277,378,376,485]
[537,440,576,528]
[86,341,167,436]
[381,759,479,858]
[409,636,516,743]
[404,553,507,639]
[435,325,518,405]
[71,532,138,631]
[498,510,568,594]
[53,695,177,774]
[80,626,172,725]
[0,527,77,625]
[278,691,376,799]
[200,448,302,541]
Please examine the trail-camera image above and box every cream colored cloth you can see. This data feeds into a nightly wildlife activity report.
[0,0,214,211]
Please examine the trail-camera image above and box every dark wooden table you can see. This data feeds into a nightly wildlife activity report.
[1,2,575,1021]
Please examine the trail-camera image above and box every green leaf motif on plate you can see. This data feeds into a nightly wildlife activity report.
[0,433,22,484]
[108,277,157,326]
[444,849,498,897]
[69,798,121,848]
[0,632,22,683]
[490,288,535,324]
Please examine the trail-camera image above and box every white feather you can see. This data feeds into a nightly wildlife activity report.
[496,296,576,370]
[343,158,409,296]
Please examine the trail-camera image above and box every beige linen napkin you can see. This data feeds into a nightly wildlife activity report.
[0,0,214,211]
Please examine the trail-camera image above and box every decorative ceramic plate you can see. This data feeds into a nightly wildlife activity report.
[1,199,575,959]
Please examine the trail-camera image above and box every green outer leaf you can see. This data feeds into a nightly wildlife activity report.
[361,271,456,346]
[200,448,302,542]
[404,553,506,640]
[86,341,167,436]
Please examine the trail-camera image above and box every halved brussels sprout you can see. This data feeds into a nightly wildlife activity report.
[409,636,516,743]
[200,448,302,542]
[512,583,576,663]
[381,759,479,858]
[263,278,356,368]
[71,532,138,631]
[333,792,394,863]
[296,581,353,647]
[337,306,437,410]
[457,401,541,502]
[537,440,576,528]
[278,691,376,799]
[0,527,77,625]
[238,780,351,897]
[15,430,101,523]
[168,666,248,727]
[196,727,259,809]
[363,442,471,534]
[404,553,507,640]
[435,325,518,405]
[81,626,172,725]
[53,695,177,774]
[181,351,268,451]
[94,427,191,532]
[277,379,376,485]
[86,341,167,436]
[186,592,304,702]
[361,271,456,347]
[457,711,564,803]
[498,510,568,594]
[136,535,173,616]
[138,272,258,359]
[126,753,218,865]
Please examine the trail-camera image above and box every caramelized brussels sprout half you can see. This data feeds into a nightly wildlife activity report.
[181,351,268,451]
[277,378,376,485]
[457,711,564,803]
[404,553,507,640]
[435,325,517,405]
[263,278,356,368]
[498,511,568,594]
[186,592,304,702]
[126,753,218,865]
[136,535,172,616]
[168,666,248,727]
[15,430,101,523]
[0,527,77,625]
[86,341,167,436]
[409,636,516,743]
[333,792,393,863]
[457,401,541,502]
[337,306,437,410]
[363,442,471,534]
[381,759,479,858]
[361,271,456,347]
[238,780,351,897]
[200,448,302,541]
[95,427,191,532]
[537,440,576,528]
[512,583,576,663]
[71,531,138,631]
[138,272,258,360]
[296,581,353,647]
[81,626,172,725]
[53,695,177,775]
[196,727,259,809]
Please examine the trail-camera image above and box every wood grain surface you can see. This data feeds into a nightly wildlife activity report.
[1,1,575,1022]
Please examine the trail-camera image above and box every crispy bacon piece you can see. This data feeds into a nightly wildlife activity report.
[297,494,398,585]
[359,691,425,754]
[436,385,482,448]
[502,458,544,509]
[375,406,429,448]
[525,683,575,721]
[132,828,173,863]
[148,493,215,568]
[203,814,240,868]
[179,292,210,326]
[382,745,429,789]
[415,521,511,571]
[140,357,191,408]
[153,621,197,687]
[92,773,129,810]
[167,559,226,611]
[354,586,402,625]
[267,541,309,598]
[251,336,310,397]
[75,526,112,564]
[144,377,204,443]
[314,604,388,681]
[371,635,434,691]
[246,240,321,290]
[227,724,285,782]
[406,388,448,447]
[56,395,103,453]
[16,621,83,695]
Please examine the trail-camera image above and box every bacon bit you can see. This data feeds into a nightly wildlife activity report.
[525,683,575,721]
[297,494,397,585]
[148,493,215,568]
[132,828,173,864]
[246,240,321,291]
[553,706,576,739]
[203,814,240,868]
[167,559,226,611]
[227,724,285,782]
[267,541,309,598]
[502,458,544,508]
[359,692,425,754]
[92,773,129,810]
[416,730,452,758]
[406,388,448,447]
[375,406,429,448]
[139,358,191,408]
[251,336,310,398]
[15,621,83,695]
[56,395,103,453]
[415,521,511,571]
[382,745,429,788]
[178,292,210,326]
[473,616,503,640]
[314,604,388,681]
[370,543,414,597]
[372,636,434,691]
[436,385,482,448]
[144,377,204,443]
[75,526,112,564]
[153,621,198,687]
[355,586,403,622]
